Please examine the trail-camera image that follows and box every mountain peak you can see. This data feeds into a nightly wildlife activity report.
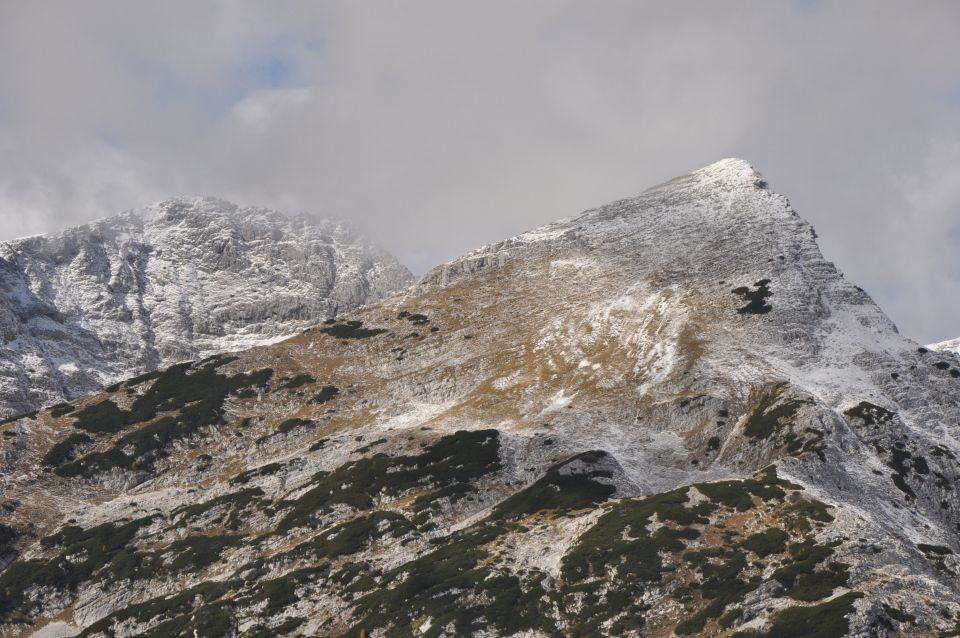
[692,157,768,190]
[423,158,804,290]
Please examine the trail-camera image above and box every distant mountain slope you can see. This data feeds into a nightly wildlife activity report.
[0,197,413,416]
[3,161,960,637]
[929,337,960,357]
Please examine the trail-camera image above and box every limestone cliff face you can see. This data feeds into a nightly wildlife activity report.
[0,197,413,416]
[3,162,960,637]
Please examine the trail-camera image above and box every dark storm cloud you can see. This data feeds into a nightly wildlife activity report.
[0,1,957,342]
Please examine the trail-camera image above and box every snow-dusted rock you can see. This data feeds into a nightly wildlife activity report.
[929,337,960,357]
[0,197,413,416]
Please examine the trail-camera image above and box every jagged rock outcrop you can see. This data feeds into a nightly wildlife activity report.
[0,197,413,417]
[3,161,960,637]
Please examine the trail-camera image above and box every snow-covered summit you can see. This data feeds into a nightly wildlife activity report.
[0,198,414,416]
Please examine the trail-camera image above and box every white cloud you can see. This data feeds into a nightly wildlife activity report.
[0,1,958,342]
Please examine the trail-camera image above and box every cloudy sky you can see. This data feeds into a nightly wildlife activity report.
[0,2,958,343]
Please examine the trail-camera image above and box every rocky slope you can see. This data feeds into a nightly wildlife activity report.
[3,160,960,637]
[0,197,413,417]
[930,338,960,357]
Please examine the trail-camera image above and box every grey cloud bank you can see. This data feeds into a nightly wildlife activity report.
[0,1,958,343]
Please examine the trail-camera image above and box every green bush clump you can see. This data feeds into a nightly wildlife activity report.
[882,604,915,623]
[743,385,808,439]
[279,373,316,390]
[310,385,340,404]
[123,369,163,388]
[740,527,788,557]
[0,523,18,557]
[675,548,757,635]
[320,320,387,339]
[843,401,895,426]
[696,467,792,511]
[77,580,231,638]
[71,399,128,433]
[917,543,953,555]
[229,463,283,485]
[49,402,75,418]
[41,432,93,467]
[277,417,314,434]
[246,618,305,638]
[732,279,773,314]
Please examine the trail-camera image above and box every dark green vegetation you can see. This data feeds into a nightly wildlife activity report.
[492,451,615,520]
[554,466,846,636]
[49,402,75,418]
[276,417,314,434]
[772,539,849,601]
[398,310,430,325]
[871,440,931,500]
[0,523,18,560]
[71,400,128,433]
[276,429,502,531]
[278,511,414,563]
[123,369,163,388]
[734,592,863,638]
[0,410,37,425]
[844,401,895,427]
[918,543,954,572]
[278,373,316,390]
[49,358,272,478]
[320,319,387,339]
[883,604,916,624]
[743,384,809,440]
[345,525,557,638]
[0,516,155,622]
[310,385,340,404]
[40,432,92,467]
[229,462,284,485]
[732,279,773,314]
[173,488,265,530]
[77,580,234,638]
[740,527,788,557]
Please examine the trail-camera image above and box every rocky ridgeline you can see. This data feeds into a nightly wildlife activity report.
[0,197,413,417]
[2,161,960,637]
